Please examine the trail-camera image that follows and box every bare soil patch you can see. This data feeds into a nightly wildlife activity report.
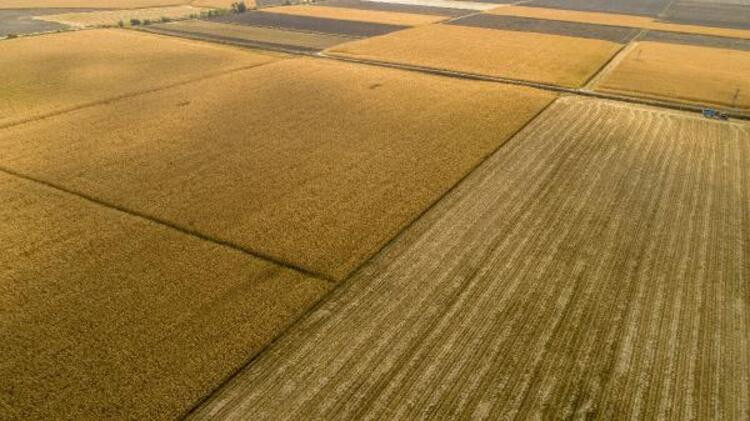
[526,0,671,17]
[0,8,72,36]
[642,29,750,51]
[320,0,470,15]
[210,10,407,36]
[267,4,446,25]
[661,1,750,30]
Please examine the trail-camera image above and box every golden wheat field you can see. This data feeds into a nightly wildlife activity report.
[0,0,186,8]
[35,5,203,27]
[190,97,750,420]
[0,29,283,127]
[327,24,623,87]
[267,5,446,26]
[0,172,331,420]
[596,41,750,109]
[487,6,750,40]
[0,57,554,281]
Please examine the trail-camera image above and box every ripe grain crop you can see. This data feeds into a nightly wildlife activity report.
[596,41,750,109]
[189,97,750,421]
[35,5,202,27]
[0,0,186,8]
[0,57,555,281]
[487,6,750,39]
[267,5,446,26]
[327,24,622,87]
[0,29,283,127]
[0,172,330,420]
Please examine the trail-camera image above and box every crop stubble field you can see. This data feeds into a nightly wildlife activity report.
[264,4,447,26]
[0,57,555,281]
[596,41,750,109]
[0,0,187,8]
[0,29,283,127]
[0,173,330,420]
[35,5,204,27]
[327,24,624,87]
[191,97,750,420]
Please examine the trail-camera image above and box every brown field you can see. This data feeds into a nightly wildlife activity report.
[0,57,555,281]
[488,5,750,39]
[190,97,750,420]
[0,172,330,419]
[192,0,255,8]
[267,4,446,26]
[0,0,185,8]
[0,29,283,127]
[327,24,623,87]
[146,19,355,51]
[35,5,203,27]
[595,41,750,109]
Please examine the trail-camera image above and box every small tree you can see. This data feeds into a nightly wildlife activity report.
[231,1,247,13]
[130,18,142,26]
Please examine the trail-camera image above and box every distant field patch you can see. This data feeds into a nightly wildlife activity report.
[328,24,622,87]
[267,4,446,25]
[0,29,282,127]
[192,0,255,8]
[595,41,750,110]
[0,58,554,280]
[0,173,330,420]
[525,0,670,16]
[146,19,354,51]
[662,1,750,30]
[0,0,185,8]
[487,5,750,39]
[35,5,203,27]
[211,10,407,36]
[320,0,470,17]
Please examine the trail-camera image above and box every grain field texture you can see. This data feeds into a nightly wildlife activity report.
[0,57,554,281]
[0,29,283,128]
[0,0,185,8]
[596,41,750,110]
[487,5,750,39]
[327,24,623,87]
[35,5,202,27]
[266,4,446,25]
[0,172,330,420]
[191,97,750,421]
[192,0,255,8]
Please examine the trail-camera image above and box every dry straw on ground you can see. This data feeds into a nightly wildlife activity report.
[35,5,204,27]
[0,173,330,420]
[267,4,446,26]
[596,41,750,109]
[0,29,283,127]
[488,5,750,39]
[327,24,622,87]
[0,57,554,280]
[190,97,750,420]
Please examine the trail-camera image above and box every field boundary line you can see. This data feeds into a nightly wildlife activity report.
[582,29,646,90]
[0,165,337,284]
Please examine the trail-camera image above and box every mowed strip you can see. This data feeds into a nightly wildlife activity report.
[190,97,750,420]
[267,4,447,26]
[327,24,623,87]
[0,29,283,127]
[0,172,330,420]
[595,41,750,110]
[487,5,750,39]
[211,11,407,37]
[146,19,354,51]
[0,58,554,281]
[35,5,203,27]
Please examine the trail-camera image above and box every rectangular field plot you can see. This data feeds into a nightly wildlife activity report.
[35,5,202,27]
[319,0,471,17]
[595,41,750,110]
[0,29,282,127]
[0,0,186,8]
[190,97,750,421]
[526,0,671,16]
[0,58,554,281]
[146,20,354,52]
[0,173,330,420]
[263,4,447,25]
[328,24,623,87]
[662,1,750,30]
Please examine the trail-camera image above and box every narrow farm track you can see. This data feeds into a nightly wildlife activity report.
[190,97,750,420]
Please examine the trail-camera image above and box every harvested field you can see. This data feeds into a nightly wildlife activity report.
[211,11,407,36]
[662,1,750,30]
[360,0,497,11]
[146,19,353,51]
[328,24,623,87]
[0,172,330,420]
[35,5,203,27]
[526,0,671,16]
[265,4,446,26]
[0,57,554,281]
[190,97,750,421]
[596,41,750,109]
[450,13,638,42]
[0,8,71,36]
[0,0,185,8]
[487,5,750,39]
[0,28,282,128]
[320,0,470,16]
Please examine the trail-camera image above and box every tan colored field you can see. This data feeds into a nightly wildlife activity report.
[0,0,185,8]
[488,5,750,39]
[35,5,203,27]
[268,5,446,26]
[192,0,255,8]
[190,97,750,420]
[0,172,330,419]
[327,24,622,87]
[0,57,554,281]
[596,41,750,110]
[147,19,354,50]
[0,29,283,128]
